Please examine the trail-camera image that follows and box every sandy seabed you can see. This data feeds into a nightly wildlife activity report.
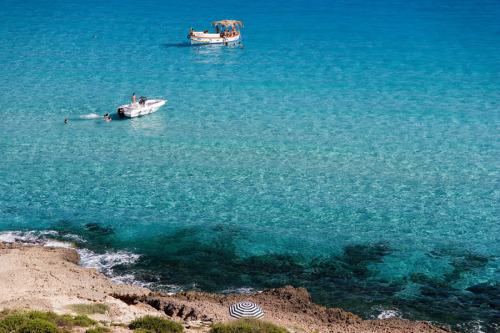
[0,243,451,333]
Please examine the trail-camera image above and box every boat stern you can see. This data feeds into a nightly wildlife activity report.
[117,107,126,118]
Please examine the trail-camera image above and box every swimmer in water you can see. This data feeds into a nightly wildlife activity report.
[105,117,111,122]
[64,119,68,123]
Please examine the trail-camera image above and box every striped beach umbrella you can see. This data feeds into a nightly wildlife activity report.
[229,301,264,319]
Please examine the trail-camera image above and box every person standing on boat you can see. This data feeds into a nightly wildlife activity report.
[132,93,136,104]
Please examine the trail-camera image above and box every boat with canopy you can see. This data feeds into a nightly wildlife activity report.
[187,20,243,45]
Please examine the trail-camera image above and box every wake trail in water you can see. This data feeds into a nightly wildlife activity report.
[80,113,106,119]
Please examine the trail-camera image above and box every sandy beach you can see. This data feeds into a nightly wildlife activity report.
[0,243,452,332]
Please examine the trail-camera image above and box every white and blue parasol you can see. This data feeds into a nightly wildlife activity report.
[229,301,264,319]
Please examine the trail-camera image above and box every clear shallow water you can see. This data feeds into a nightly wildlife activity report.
[1,0,499,331]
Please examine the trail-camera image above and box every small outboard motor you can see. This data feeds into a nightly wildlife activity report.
[117,107,125,118]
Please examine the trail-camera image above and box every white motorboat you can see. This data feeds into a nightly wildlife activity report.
[117,97,166,118]
[188,20,243,45]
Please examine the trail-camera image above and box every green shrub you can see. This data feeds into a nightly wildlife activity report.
[66,303,110,315]
[0,309,15,320]
[133,329,155,333]
[26,311,59,322]
[53,314,74,328]
[0,309,104,332]
[129,316,183,333]
[209,318,287,333]
[72,315,97,327]
[209,324,229,333]
[0,313,28,331]
[18,318,59,333]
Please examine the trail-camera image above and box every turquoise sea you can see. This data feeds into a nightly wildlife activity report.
[1,0,499,331]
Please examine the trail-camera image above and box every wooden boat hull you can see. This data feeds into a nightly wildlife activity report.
[189,32,241,45]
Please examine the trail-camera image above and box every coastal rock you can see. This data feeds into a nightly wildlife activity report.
[138,295,201,321]
[137,285,362,328]
[110,287,150,305]
[0,243,450,332]
[231,286,362,324]
[57,247,80,265]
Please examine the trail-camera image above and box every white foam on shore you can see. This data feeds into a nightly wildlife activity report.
[61,233,87,243]
[44,240,74,248]
[0,230,74,248]
[77,248,141,282]
[108,273,158,290]
[221,287,257,294]
[111,273,149,287]
[0,230,148,287]
[1,230,184,293]
[154,282,200,295]
[377,309,401,319]
[0,231,31,243]
[456,320,491,333]
[159,285,185,295]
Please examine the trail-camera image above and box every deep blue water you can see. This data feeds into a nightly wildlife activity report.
[1,0,499,331]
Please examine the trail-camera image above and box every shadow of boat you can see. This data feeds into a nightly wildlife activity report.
[163,42,194,48]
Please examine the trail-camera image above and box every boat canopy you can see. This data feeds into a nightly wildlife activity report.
[211,20,244,28]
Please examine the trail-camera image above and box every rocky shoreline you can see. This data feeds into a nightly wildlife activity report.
[0,243,451,332]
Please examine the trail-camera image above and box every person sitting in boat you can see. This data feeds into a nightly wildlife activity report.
[190,28,194,36]
[203,30,208,33]
[216,26,219,34]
